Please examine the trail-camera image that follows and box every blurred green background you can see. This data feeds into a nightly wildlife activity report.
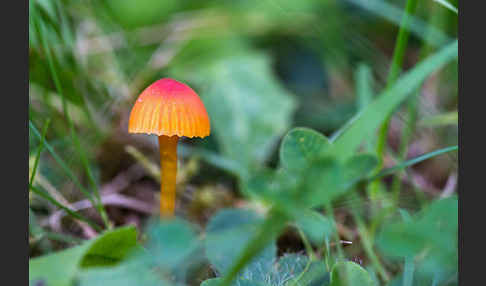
[29,0,458,285]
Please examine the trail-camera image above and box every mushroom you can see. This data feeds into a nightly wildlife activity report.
[128,78,210,217]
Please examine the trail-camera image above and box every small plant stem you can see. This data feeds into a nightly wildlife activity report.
[402,256,415,286]
[376,0,419,163]
[369,146,458,181]
[158,135,179,217]
[324,202,344,264]
[391,4,443,206]
[348,193,390,282]
[218,209,289,286]
[125,146,160,182]
[30,185,101,231]
[29,119,50,189]
[390,91,419,204]
[297,227,316,261]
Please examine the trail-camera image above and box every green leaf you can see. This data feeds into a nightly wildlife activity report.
[432,0,458,14]
[270,253,313,285]
[145,218,200,269]
[29,226,137,286]
[79,257,169,286]
[202,278,224,286]
[174,51,296,180]
[205,209,276,277]
[329,41,458,161]
[377,197,458,277]
[280,127,331,171]
[79,219,201,286]
[273,253,309,279]
[301,158,345,208]
[295,210,336,245]
[201,278,270,286]
[245,157,352,214]
[343,154,379,185]
[80,227,138,267]
[287,260,330,286]
[104,0,179,29]
[330,261,375,286]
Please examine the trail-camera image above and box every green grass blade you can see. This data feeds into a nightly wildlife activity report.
[29,121,99,211]
[370,145,458,181]
[35,19,110,228]
[433,0,458,14]
[356,64,374,111]
[30,185,101,231]
[328,40,457,161]
[376,0,419,165]
[29,119,51,189]
[345,0,450,46]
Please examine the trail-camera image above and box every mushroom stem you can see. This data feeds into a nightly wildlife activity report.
[158,135,179,217]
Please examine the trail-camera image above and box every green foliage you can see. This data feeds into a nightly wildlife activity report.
[246,127,378,216]
[295,210,336,246]
[328,40,458,161]
[377,197,458,281]
[205,209,276,277]
[79,219,202,286]
[145,218,200,269]
[330,261,375,286]
[279,127,331,172]
[29,226,137,286]
[29,0,458,285]
[172,50,297,180]
[104,0,180,29]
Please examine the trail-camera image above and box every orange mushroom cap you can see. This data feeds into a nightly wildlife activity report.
[128,78,210,138]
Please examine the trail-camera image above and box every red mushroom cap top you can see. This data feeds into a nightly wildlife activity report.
[128,78,210,138]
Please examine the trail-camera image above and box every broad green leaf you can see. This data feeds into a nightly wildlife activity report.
[273,253,309,279]
[80,226,137,267]
[205,209,276,277]
[287,260,330,286]
[79,219,201,286]
[301,158,345,208]
[173,51,296,180]
[377,197,458,277]
[269,253,313,285]
[30,240,91,286]
[343,154,378,185]
[280,127,331,171]
[29,226,137,286]
[201,278,270,286]
[330,261,375,286]
[79,257,169,286]
[145,218,200,269]
[201,278,224,286]
[295,210,336,245]
[245,158,352,214]
[329,41,458,161]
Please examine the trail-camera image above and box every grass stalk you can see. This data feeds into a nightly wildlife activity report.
[29,119,51,189]
[375,0,419,167]
[34,17,110,228]
[30,185,101,231]
[370,145,458,181]
[348,193,390,282]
